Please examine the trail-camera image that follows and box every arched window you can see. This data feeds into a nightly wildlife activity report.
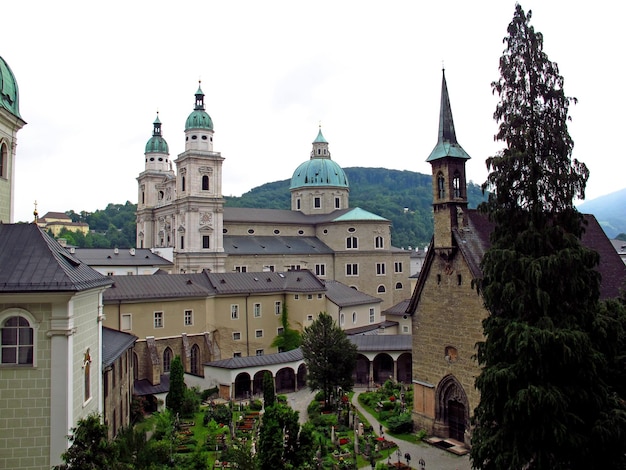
[190,344,200,375]
[84,349,92,402]
[202,175,209,191]
[163,347,173,373]
[1,314,34,365]
[352,312,357,324]
[375,236,384,249]
[453,171,461,198]
[395,282,403,290]
[437,173,445,199]
[0,143,7,178]
[377,285,386,293]
[340,312,345,327]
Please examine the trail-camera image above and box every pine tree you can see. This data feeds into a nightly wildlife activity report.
[262,371,276,409]
[300,312,357,404]
[471,5,626,469]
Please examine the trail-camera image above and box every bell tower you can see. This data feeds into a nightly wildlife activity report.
[426,70,471,250]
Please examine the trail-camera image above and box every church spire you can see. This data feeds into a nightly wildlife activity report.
[426,69,470,162]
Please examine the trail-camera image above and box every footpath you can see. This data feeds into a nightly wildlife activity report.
[285,388,471,470]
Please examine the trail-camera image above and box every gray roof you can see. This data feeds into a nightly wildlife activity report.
[205,270,325,295]
[383,299,411,316]
[134,374,170,396]
[206,348,304,369]
[224,207,388,225]
[324,280,382,307]
[103,269,325,302]
[102,327,137,367]
[103,272,214,302]
[0,223,113,293]
[348,334,412,352]
[69,248,172,267]
[224,236,333,256]
[344,320,399,335]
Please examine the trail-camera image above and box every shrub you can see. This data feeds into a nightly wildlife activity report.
[200,387,219,401]
[249,399,263,411]
[386,413,413,434]
[204,404,232,426]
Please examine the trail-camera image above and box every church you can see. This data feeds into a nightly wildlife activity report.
[136,84,412,310]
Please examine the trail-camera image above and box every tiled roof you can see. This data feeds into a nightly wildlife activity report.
[206,348,303,369]
[224,236,333,256]
[205,270,326,294]
[348,334,412,352]
[102,327,137,367]
[324,280,382,307]
[0,223,113,293]
[70,248,172,267]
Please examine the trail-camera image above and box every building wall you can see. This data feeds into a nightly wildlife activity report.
[0,303,52,470]
[103,349,134,439]
[411,251,485,436]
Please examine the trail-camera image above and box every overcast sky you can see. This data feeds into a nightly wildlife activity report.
[3,1,623,223]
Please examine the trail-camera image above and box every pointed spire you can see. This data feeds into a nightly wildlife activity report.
[426,69,470,162]
[311,124,330,159]
[152,111,162,137]
[313,123,328,144]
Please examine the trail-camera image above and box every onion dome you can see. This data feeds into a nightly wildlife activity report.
[290,127,349,189]
[184,82,213,131]
[145,113,169,154]
[0,56,22,119]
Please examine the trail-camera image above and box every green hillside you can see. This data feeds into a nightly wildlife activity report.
[225,167,488,248]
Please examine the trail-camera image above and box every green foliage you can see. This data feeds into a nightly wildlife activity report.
[301,312,358,405]
[166,356,186,416]
[53,413,116,470]
[257,404,300,470]
[62,202,137,248]
[385,413,413,434]
[203,404,232,426]
[262,371,275,408]
[471,5,626,470]
[271,303,302,352]
[181,387,200,418]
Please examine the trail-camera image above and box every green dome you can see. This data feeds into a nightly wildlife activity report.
[185,84,213,131]
[0,56,21,119]
[290,158,349,189]
[145,114,169,154]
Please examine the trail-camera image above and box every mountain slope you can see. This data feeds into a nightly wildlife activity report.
[577,188,626,239]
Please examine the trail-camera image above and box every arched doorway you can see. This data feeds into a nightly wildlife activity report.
[297,363,307,389]
[275,367,296,393]
[396,352,412,384]
[435,374,469,443]
[355,354,370,386]
[373,353,394,384]
[234,372,251,399]
[253,370,272,396]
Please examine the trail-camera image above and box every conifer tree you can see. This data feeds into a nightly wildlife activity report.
[166,355,186,416]
[471,5,626,469]
[262,371,275,409]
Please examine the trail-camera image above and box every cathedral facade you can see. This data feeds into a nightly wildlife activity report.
[136,84,411,309]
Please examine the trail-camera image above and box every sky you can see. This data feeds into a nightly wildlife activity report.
[3,1,623,223]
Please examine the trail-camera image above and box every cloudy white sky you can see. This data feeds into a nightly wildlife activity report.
[3,1,623,223]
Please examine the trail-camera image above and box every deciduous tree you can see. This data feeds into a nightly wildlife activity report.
[301,312,357,405]
[471,5,626,469]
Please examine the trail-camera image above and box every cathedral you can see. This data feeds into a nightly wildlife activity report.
[136,84,411,309]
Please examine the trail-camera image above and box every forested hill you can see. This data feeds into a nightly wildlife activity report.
[226,167,488,248]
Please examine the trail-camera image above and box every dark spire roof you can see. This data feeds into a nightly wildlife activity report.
[426,69,471,162]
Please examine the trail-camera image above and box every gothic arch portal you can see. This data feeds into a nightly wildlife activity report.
[435,374,469,443]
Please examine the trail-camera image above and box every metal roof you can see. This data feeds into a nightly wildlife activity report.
[134,374,170,396]
[324,280,382,307]
[348,334,412,352]
[70,248,173,267]
[0,223,113,293]
[223,235,333,256]
[206,347,304,369]
[205,270,326,295]
[102,327,137,367]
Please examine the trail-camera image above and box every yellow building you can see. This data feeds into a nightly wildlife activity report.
[37,211,89,236]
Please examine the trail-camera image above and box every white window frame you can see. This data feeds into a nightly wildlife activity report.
[376,263,386,276]
[277,327,285,335]
[234,266,248,273]
[352,312,357,324]
[346,263,359,276]
[233,332,241,341]
[255,329,263,338]
[184,309,193,326]
[121,313,132,331]
[154,311,164,328]
[346,236,358,249]
[275,301,281,315]
[375,236,384,249]
[315,263,326,277]
[0,309,38,367]
[369,308,375,324]
[394,261,403,273]
[253,303,261,318]
[231,304,239,320]
[256,349,264,356]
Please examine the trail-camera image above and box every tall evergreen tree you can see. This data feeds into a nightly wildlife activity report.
[166,356,186,416]
[301,312,357,404]
[262,371,276,409]
[471,5,626,469]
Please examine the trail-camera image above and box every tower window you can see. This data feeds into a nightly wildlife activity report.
[203,236,210,248]
[314,197,321,208]
[0,143,7,178]
[375,236,384,249]
[335,197,340,209]
[182,176,186,192]
[453,171,461,198]
[180,236,184,249]
[202,135,207,140]
[437,173,445,199]
[202,175,209,191]
[346,236,358,249]
[192,135,198,140]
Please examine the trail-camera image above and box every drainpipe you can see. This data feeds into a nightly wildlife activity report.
[245,294,250,357]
